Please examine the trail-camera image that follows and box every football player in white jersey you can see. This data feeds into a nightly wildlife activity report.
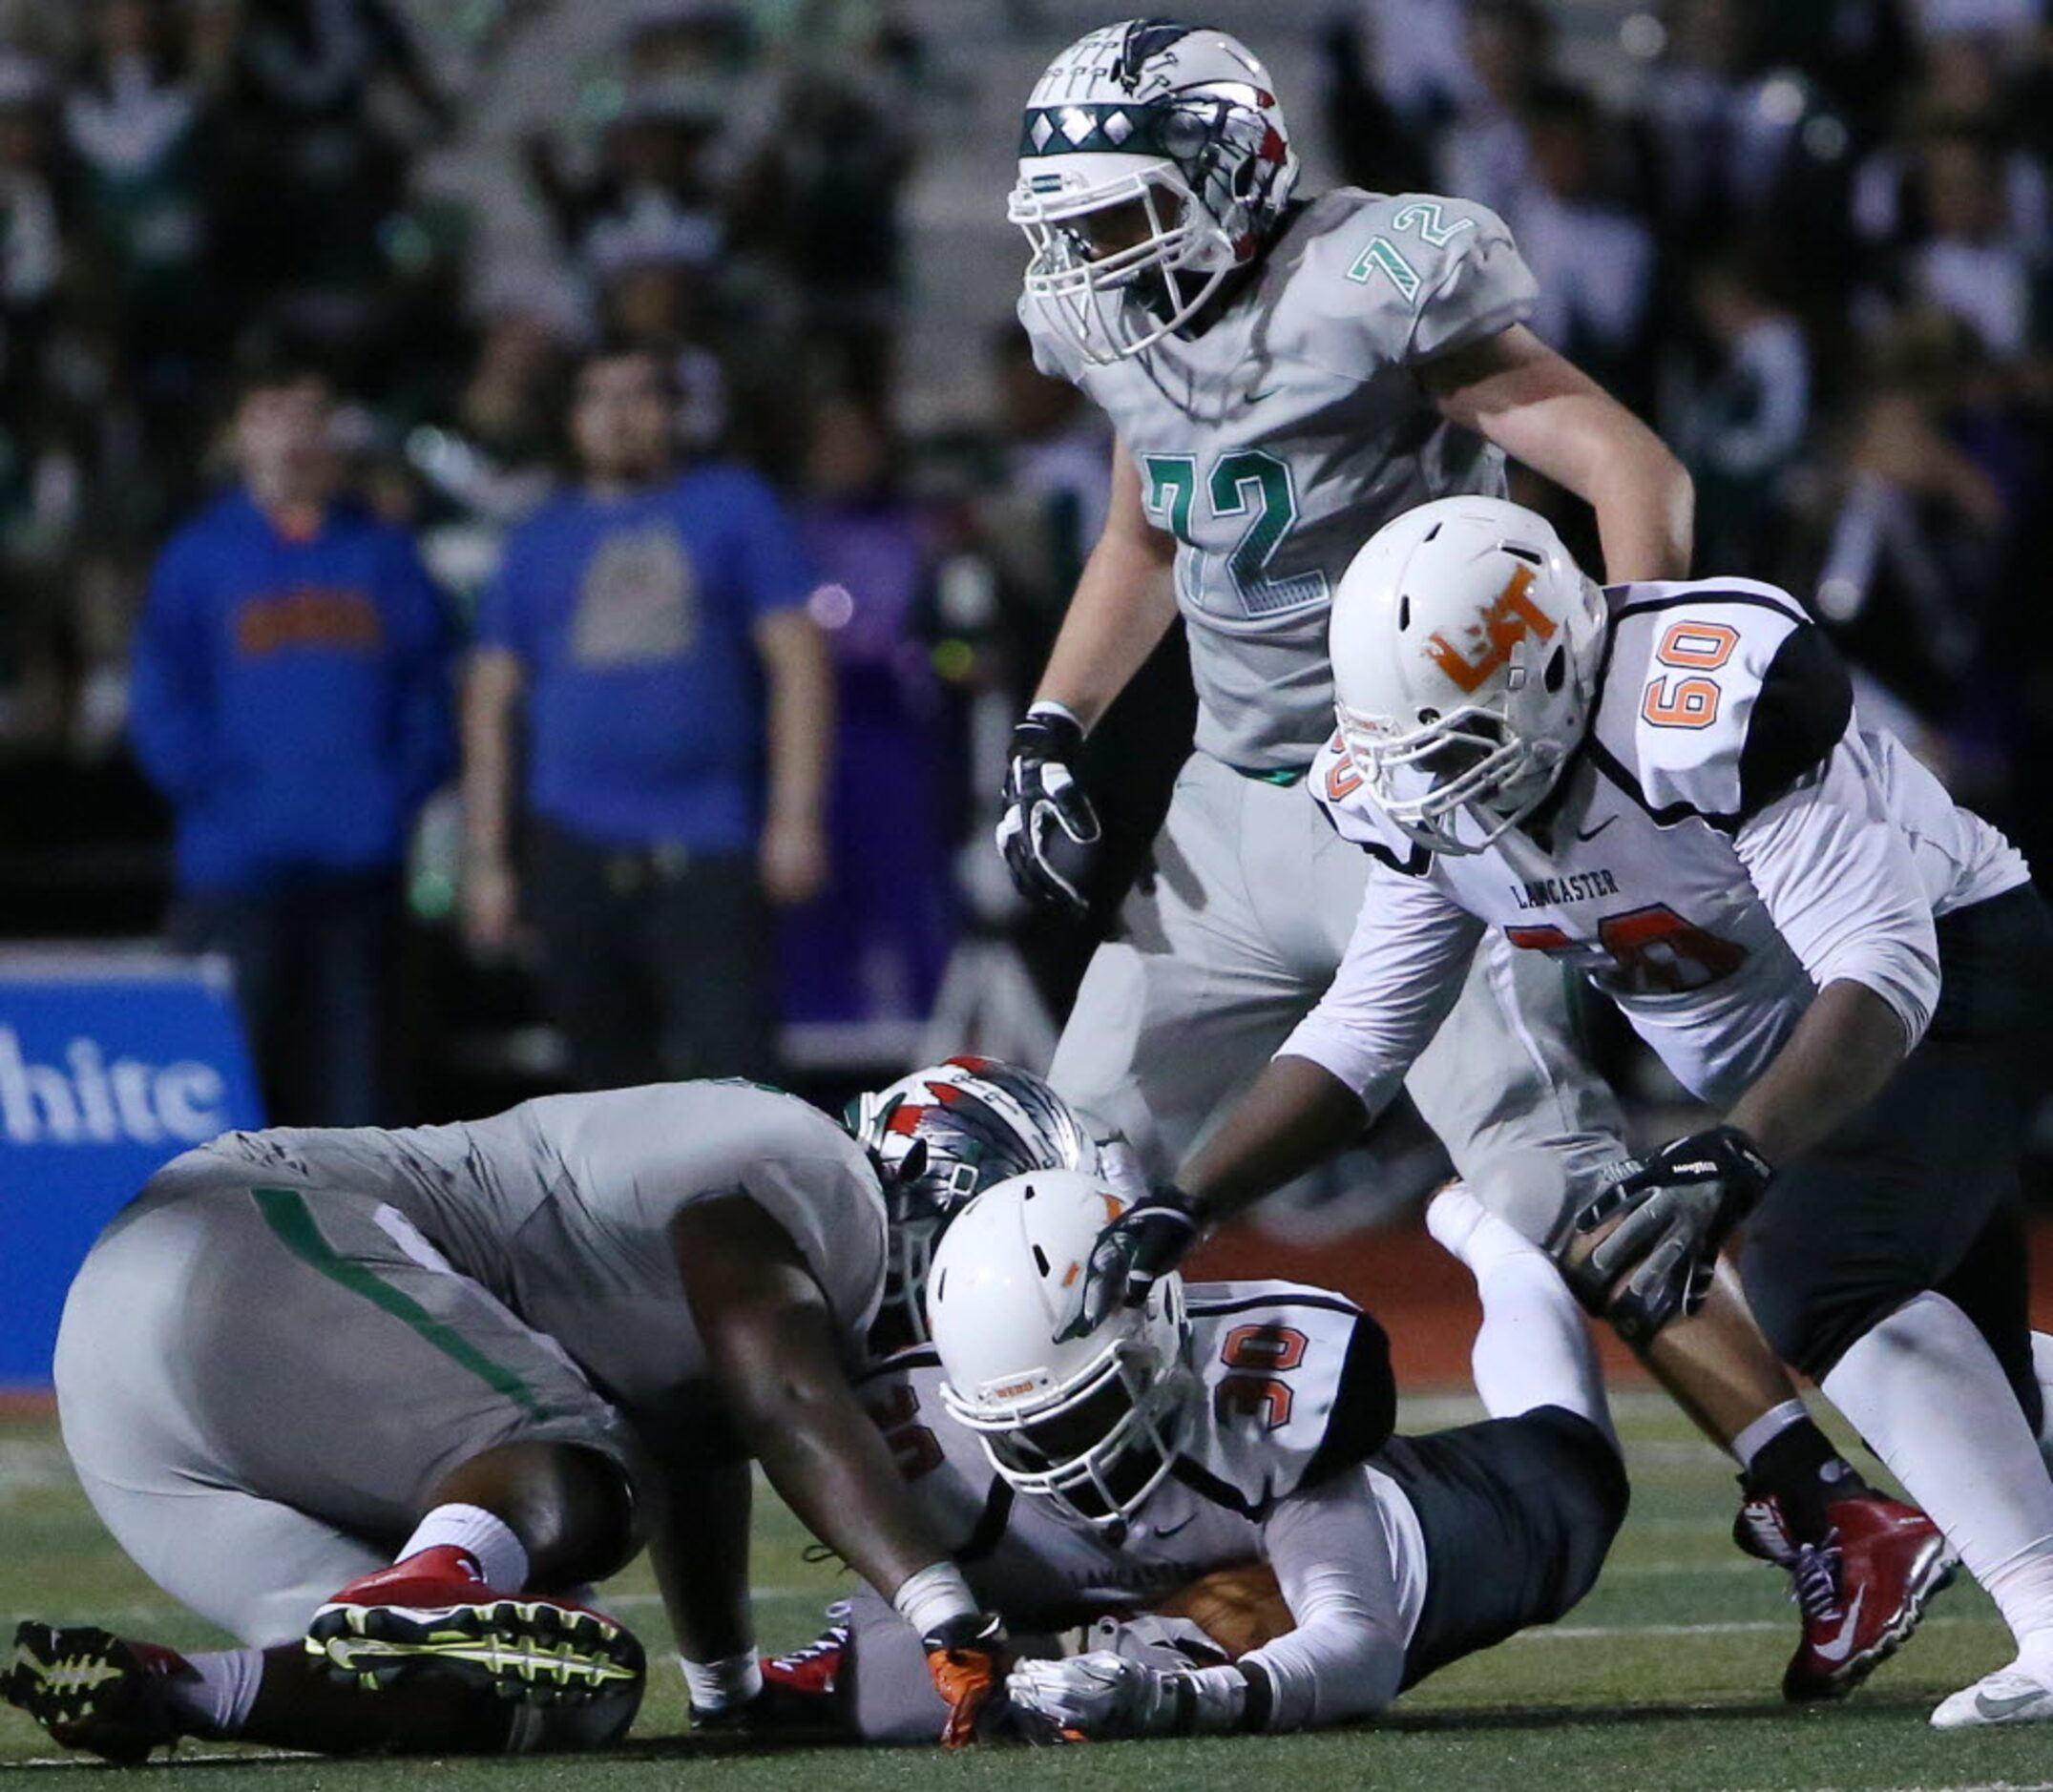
[5,1083,1016,1761]
[993,15,1938,1698]
[757,1169,1625,1740]
[1089,496,2053,1727]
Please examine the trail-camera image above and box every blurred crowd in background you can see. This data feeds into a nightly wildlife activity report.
[0,0,2046,1153]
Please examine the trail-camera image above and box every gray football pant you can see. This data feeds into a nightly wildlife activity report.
[1049,752,1625,1244]
[53,1156,640,1646]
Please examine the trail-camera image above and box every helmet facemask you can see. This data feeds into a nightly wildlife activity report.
[941,1283,1195,1531]
[1336,635,1580,856]
[1009,33,1297,366]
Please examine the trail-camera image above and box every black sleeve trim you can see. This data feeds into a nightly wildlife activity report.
[853,1347,940,1386]
[1611,589,1811,627]
[1737,624,1852,821]
[1238,1660,1275,1731]
[1168,1458,1268,1521]
[1314,790,1435,875]
[1301,1311,1397,1490]
[1187,1292,1363,1321]
[956,1478,1016,1562]
[1584,736,1742,835]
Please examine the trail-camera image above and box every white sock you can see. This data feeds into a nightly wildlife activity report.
[1427,1182,1617,1450]
[1821,1294,2053,1649]
[1731,1398,1812,1472]
[399,1503,530,1592]
[164,1647,263,1738]
[2031,1332,2053,1457]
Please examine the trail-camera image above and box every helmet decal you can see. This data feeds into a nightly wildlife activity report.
[1116,19,1195,94]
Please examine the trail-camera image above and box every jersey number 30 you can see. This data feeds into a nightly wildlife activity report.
[1214,1323,1311,1431]
[1143,451,1330,620]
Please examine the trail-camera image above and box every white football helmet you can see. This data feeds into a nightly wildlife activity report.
[846,1057,1098,1347]
[1007,19,1298,365]
[1330,497,1609,855]
[929,1170,1192,1531]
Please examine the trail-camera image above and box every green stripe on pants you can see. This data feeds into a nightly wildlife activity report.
[250,1185,547,1419]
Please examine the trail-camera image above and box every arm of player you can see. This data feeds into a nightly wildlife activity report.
[1185,866,1486,1221]
[1423,324,1694,584]
[645,1456,758,1714]
[1029,437,1180,728]
[752,607,834,907]
[1725,746,1937,1164]
[673,1195,1005,1742]
[1235,1469,1411,1729]
[675,1195,962,1607]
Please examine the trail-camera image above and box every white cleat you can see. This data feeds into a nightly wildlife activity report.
[1931,1660,2053,1729]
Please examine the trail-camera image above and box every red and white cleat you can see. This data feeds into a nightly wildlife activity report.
[1738,1494,1956,1701]
[5,1621,193,1764]
[305,1544,643,1727]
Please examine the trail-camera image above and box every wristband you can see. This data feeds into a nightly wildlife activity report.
[891,1561,979,1637]
[1025,698,1083,734]
[678,1650,763,1713]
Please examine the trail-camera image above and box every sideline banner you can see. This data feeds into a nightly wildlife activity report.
[0,947,262,1386]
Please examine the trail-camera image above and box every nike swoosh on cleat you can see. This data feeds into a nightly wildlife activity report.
[1575,815,1619,843]
[1812,1587,1868,1663]
[1976,1686,2051,1719]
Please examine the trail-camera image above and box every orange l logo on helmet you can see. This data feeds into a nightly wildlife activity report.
[1421,565,1558,695]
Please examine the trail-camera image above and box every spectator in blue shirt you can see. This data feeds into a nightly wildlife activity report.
[129,363,454,1125]
[461,347,832,1088]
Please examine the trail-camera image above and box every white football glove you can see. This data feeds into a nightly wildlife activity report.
[1007,1651,1247,1739]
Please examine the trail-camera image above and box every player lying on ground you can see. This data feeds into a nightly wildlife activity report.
[992,20,1930,1698]
[761,1170,1624,1740]
[4,1082,1017,1761]
[1079,496,2053,1726]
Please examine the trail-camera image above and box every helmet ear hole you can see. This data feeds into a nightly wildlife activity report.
[1543,645,1566,694]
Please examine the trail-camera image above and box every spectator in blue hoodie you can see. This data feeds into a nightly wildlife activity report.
[461,346,831,1090]
[129,363,454,1125]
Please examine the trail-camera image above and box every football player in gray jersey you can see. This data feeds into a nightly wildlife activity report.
[993,18,1932,1699]
[6,1084,1010,1761]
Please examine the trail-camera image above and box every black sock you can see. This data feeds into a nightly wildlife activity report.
[1746,1418,1873,1547]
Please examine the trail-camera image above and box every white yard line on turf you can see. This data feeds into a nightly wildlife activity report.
[1522,1614,2001,1642]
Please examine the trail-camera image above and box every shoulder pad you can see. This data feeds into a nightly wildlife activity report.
[1290,188,1535,368]
[1309,732,1434,874]
[1590,582,1849,829]
[1176,1282,1394,1517]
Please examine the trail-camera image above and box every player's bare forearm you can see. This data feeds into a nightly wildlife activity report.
[1182,1055,1372,1220]
[459,648,522,863]
[1035,440,1180,728]
[755,608,834,834]
[675,1198,953,1604]
[1726,980,1908,1165]
[1424,325,1693,583]
[649,1460,754,1662]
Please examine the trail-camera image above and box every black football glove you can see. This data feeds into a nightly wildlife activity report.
[995,705,1100,916]
[1057,1184,1203,1343]
[1568,1125,1773,1344]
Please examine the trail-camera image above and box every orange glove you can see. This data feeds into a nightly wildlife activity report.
[921,1612,1010,1748]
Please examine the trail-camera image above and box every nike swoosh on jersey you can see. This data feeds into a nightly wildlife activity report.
[1812,1586,1868,1663]
[1575,815,1619,843]
[1976,1685,2053,1719]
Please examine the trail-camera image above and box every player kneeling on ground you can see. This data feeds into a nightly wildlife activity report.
[5,1082,1012,1761]
[767,1169,1624,1740]
[1077,496,2053,1726]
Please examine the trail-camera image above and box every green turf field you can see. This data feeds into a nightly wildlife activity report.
[6,1396,2051,1791]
